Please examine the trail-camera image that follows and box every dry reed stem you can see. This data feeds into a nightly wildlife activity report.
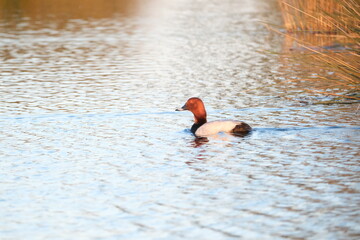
[305,89,360,100]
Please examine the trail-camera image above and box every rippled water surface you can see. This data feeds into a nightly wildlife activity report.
[1,0,359,239]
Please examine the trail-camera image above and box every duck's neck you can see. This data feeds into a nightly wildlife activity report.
[193,110,207,124]
[191,112,207,134]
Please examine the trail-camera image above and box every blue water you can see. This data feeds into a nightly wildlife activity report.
[1,0,359,239]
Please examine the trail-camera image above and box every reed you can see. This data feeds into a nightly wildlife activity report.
[277,0,360,102]
[278,0,360,34]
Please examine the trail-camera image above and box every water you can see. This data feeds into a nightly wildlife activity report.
[1,0,359,239]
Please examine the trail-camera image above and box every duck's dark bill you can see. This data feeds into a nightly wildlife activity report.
[175,104,187,111]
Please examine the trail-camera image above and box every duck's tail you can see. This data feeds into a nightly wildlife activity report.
[232,122,252,136]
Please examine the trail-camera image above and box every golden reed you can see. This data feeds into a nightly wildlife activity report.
[278,0,359,34]
[277,0,359,101]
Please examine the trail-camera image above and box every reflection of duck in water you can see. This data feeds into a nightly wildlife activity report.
[176,97,252,137]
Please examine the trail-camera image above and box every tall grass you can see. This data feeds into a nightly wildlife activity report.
[277,0,360,102]
[279,0,360,34]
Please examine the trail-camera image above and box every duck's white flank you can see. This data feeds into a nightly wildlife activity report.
[195,120,242,137]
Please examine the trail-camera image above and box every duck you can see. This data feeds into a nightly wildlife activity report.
[176,97,252,137]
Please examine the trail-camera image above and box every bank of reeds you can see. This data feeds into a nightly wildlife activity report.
[279,0,359,34]
[277,0,360,102]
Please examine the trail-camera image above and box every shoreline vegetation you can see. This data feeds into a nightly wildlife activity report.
[276,0,360,103]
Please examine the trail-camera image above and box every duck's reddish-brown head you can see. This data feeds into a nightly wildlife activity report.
[176,97,207,124]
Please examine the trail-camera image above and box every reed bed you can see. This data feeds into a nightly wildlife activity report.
[279,0,359,34]
[277,0,360,102]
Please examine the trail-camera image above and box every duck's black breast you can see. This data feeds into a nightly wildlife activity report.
[191,123,204,135]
